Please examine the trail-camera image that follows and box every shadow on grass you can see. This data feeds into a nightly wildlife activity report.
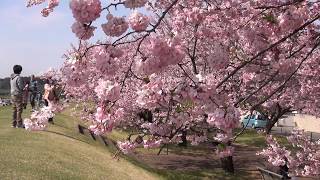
[44,130,92,146]
[52,122,75,132]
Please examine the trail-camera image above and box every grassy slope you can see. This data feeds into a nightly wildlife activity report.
[0,104,279,180]
[0,106,158,180]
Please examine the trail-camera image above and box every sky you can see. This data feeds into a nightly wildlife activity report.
[0,0,133,78]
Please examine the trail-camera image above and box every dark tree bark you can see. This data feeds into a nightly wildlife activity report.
[220,156,235,173]
[137,109,153,123]
[265,104,291,134]
[178,130,188,147]
[255,103,291,134]
[265,117,279,134]
[279,163,291,179]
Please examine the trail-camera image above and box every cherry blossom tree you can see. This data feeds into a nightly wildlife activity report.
[26,0,320,174]
[258,129,320,177]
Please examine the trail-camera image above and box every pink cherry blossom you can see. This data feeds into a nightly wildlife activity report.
[26,0,320,175]
[128,12,149,32]
[207,107,240,133]
[117,141,137,154]
[69,0,101,23]
[27,0,59,17]
[186,7,206,24]
[187,135,207,146]
[92,46,119,75]
[24,107,54,131]
[71,22,96,40]
[26,0,46,7]
[124,0,148,9]
[258,130,320,176]
[257,135,290,167]
[101,14,129,37]
[95,79,121,102]
[137,37,185,75]
[143,139,162,149]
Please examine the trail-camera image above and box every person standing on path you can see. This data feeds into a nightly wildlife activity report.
[29,75,38,111]
[43,79,59,124]
[10,65,25,128]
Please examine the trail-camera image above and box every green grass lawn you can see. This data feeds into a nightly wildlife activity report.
[234,128,289,148]
[0,105,271,180]
[0,106,158,180]
[0,94,10,99]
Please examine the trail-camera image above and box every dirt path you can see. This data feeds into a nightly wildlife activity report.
[131,144,265,179]
[131,143,319,180]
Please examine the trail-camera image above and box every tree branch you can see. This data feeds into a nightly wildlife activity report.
[216,13,320,89]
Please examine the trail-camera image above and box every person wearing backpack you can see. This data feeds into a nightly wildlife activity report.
[10,65,25,128]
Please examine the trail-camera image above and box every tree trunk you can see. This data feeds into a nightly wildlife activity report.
[220,156,234,173]
[265,103,282,134]
[279,164,290,179]
[265,107,290,134]
[265,119,277,134]
[178,130,187,147]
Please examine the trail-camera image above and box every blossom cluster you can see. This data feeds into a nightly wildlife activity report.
[94,79,121,102]
[24,107,55,131]
[143,139,162,149]
[117,138,162,154]
[137,37,185,75]
[128,12,149,32]
[136,78,163,109]
[89,107,124,135]
[26,0,46,7]
[93,46,120,75]
[71,22,96,40]
[124,0,148,9]
[258,130,320,176]
[207,107,240,134]
[187,135,207,146]
[257,135,290,167]
[186,7,206,24]
[26,0,59,17]
[117,141,136,154]
[69,0,101,24]
[102,14,129,37]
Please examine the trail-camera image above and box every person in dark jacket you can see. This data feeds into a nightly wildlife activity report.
[29,75,38,111]
[22,81,30,109]
[10,65,25,128]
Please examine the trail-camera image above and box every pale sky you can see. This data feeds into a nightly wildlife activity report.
[0,0,132,78]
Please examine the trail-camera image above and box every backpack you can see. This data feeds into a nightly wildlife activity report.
[12,75,23,92]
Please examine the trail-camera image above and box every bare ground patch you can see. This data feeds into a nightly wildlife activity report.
[129,144,265,179]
